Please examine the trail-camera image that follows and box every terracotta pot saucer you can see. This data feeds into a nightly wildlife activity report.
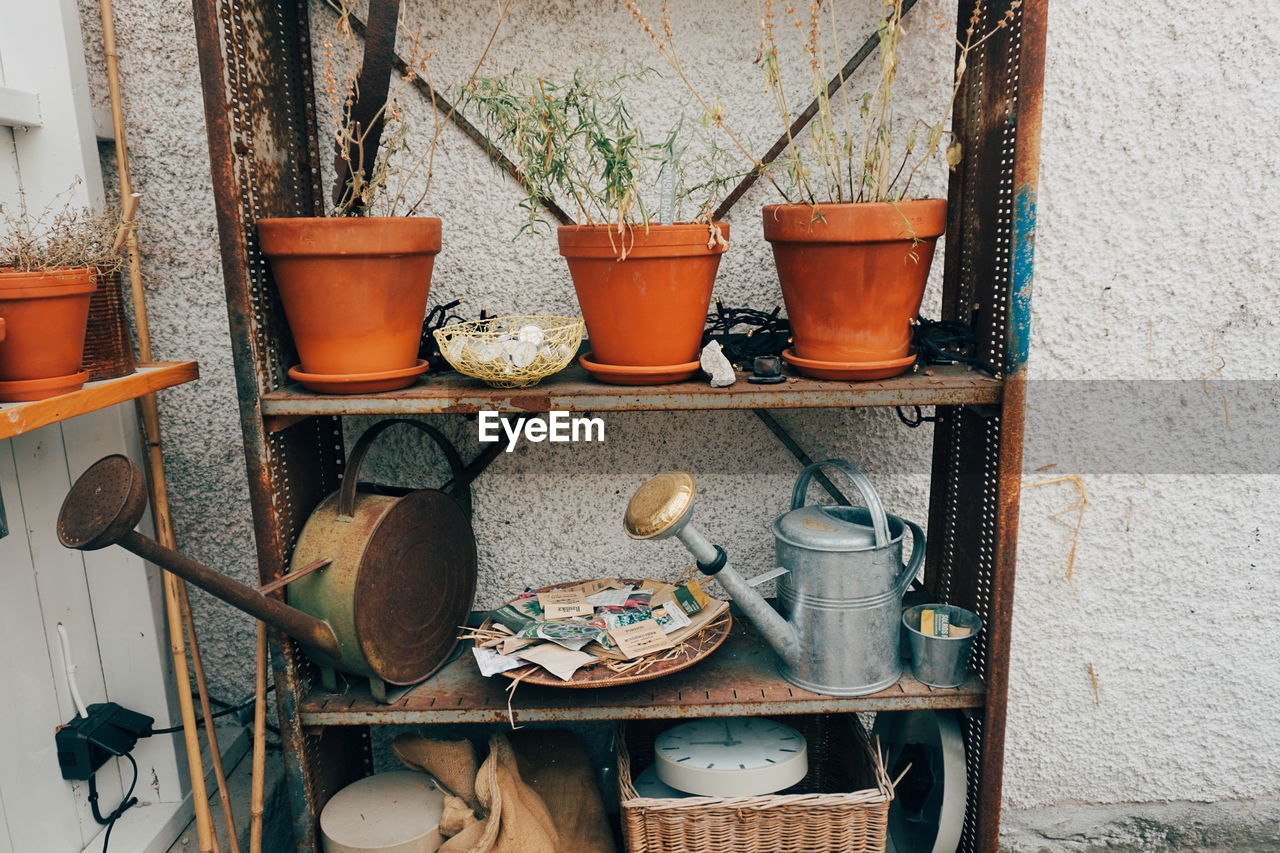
[288,360,428,395]
[578,352,701,386]
[0,370,89,402]
[781,348,916,381]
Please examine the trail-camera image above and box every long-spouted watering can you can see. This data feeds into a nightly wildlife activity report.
[57,419,477,703]
[625,459,924,696]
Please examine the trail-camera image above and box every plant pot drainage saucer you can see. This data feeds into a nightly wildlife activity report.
[781,348,916,381]
[0,370,90,402]
[288,359,428,394]
[578,352,701,386]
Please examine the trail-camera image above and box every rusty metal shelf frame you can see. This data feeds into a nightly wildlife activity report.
[191,1,1045,850]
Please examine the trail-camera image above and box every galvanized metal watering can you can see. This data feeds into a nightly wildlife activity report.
[625,460,924,697]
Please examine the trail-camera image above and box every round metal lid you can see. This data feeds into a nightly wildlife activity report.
[355,489,477,685]
[872,709,966,853]
[624,471,696,539]
[773,504,895,552]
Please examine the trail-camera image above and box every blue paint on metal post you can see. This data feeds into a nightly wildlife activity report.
[1008,186,1037,373]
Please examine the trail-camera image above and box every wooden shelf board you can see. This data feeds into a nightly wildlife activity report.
[260,362,1000,419]
[298,617,985,726]
[0,362,199,440]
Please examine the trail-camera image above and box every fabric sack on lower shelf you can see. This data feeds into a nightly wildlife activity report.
[394,730,615,853]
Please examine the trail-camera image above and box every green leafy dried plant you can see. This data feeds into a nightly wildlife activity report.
[463,68,743,242]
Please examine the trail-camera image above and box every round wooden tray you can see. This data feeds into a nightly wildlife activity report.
[481,578,732,689]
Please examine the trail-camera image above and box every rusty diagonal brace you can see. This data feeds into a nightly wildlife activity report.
[321,3,922,500]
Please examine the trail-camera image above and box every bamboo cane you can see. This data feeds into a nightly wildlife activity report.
[97,2,228,851]
[249,622,268,853]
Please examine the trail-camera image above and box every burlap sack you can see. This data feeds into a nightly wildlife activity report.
[393,730,614,853]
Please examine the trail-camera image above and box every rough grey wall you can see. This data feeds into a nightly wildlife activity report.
[79,0,1280,832]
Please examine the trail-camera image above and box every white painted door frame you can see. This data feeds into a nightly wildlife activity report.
[0,0,199,850]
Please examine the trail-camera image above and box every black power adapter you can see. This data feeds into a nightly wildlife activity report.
[55,702,154,781]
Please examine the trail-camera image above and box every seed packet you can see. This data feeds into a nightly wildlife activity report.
[596,605,651,631]
[535,619,606,651]
[490,598,544,633]
[651,603,692,634]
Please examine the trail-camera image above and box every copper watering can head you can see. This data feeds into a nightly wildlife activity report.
[58,455,342,661]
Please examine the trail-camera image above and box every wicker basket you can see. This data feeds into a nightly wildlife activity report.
[618,715,892,853]
[433,315,583,388]
[82,269,136,381]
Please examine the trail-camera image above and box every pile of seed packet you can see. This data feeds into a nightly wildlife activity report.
[468,578,729,681]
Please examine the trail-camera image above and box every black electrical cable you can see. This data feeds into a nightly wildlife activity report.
[149,685,276,735]
[91,752,138,853]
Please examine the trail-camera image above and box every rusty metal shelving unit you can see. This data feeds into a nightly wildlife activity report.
[191,1,1045,849]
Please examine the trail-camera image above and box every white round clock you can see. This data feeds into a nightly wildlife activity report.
[654,717,809,797]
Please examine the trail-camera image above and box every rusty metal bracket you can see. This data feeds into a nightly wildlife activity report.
[325,2,573,226]
[752,409,851,505]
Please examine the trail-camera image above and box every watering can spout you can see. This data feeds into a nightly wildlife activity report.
[57,455,343,661]
[624,471,802,668]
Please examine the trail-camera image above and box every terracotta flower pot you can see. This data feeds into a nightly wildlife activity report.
[0,267,97,401]
[558,223,728,385]
[763,200,946,378]
[258,217,441,393]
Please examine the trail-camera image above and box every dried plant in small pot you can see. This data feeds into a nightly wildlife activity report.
[632,0,1015,380]
[0,202,136,400]
[258,1,513,394]
[466,70,737,386]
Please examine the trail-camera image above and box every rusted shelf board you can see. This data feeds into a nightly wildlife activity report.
[298,619,984,726]
[0,362,200,440]
[261,363,1000,420]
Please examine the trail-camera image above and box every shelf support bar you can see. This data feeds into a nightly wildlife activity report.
[752,409,851,505]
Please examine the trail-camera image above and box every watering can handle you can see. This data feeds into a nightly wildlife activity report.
[790,459,891,548]
[896,519,926,596]
[339,419,470,518]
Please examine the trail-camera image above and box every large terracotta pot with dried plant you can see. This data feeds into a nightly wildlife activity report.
[764,200,946,378]
[258,217,441,393]
[558,223,728,384]
[0,267,97,401]
[622,0,1000,380]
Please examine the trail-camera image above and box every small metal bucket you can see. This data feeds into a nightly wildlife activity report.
[903,604,983,688]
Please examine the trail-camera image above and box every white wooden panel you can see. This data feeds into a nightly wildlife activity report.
[0,0,103,207]
[10,429,124,845]
[0,86,40,127]
[62,405,186,804]
[0,441,82,852]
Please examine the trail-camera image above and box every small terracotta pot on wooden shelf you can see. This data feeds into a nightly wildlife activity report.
[764,199,945,381]
[0,267,98,401]
[558,222,729,386]
[258,216,441,394]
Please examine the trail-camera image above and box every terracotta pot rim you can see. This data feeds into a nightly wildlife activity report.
[0,267,98,299]
[257,215,442,226]
[558,222,729,258]
[763,198,946,242]
[259,216,442,256]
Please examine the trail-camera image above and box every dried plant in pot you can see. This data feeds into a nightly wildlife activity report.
[257,1,514,394]
[0,201,137,401]
[632,0,1015,380]
[465,70,738,386]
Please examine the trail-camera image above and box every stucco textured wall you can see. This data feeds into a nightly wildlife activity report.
[75,0,1279,833]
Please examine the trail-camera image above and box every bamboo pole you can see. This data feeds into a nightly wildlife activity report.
[97,2,230,851]
[249,622,268,853]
